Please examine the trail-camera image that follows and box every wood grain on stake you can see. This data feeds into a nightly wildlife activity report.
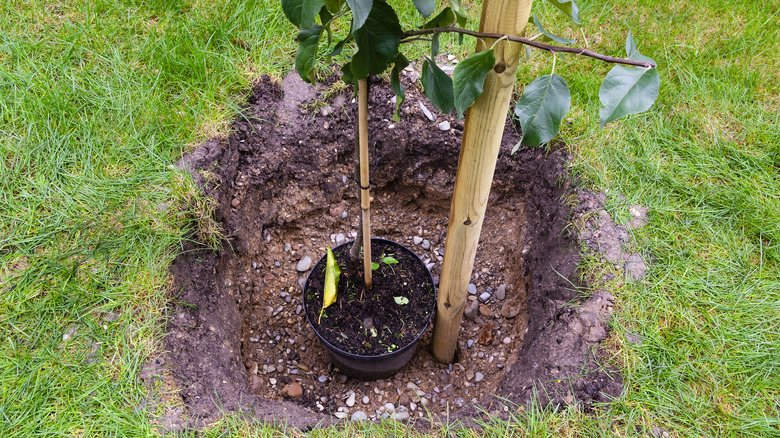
[431,0,533,363]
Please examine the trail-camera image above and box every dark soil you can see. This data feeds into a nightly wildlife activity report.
[304,239,435,357]
[158,66,648,431]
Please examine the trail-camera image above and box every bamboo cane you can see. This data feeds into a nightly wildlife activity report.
[357,78,373,289]
[431,0,533,363]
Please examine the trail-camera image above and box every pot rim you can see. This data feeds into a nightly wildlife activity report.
[302,237,436,360]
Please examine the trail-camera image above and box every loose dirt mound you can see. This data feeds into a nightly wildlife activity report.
[160,73,634,430]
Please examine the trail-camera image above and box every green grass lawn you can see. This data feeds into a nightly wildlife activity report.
[1,0,777,436]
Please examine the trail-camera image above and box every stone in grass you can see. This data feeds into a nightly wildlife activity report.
[351,411,368,421]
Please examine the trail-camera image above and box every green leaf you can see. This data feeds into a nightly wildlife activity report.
[412,0,435,18]
[448,0,462,12]
[423,7,456,29]
[393,296,409,305]
[351,1,402,79]
[455,10,467,44]
[513,74,571,147]
[319,5,333,25]
[544,0,580,25]
[282,0,325,29]
[381,256,399,264]
[295,25,324,83]
[345,0,372,30]
[371,262,380,270]
[599,33,659,127]
[421,58,454,114]
[531,14,575,44]
[327,33,352,57]
[323,0,343,14]
[453,49,495,120]
[341,61,355,85]
[390,54,409,122]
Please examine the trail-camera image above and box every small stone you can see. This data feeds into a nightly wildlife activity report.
[384,403,395,412]
[336,233,346,245]
[346,392,356,407]
[422,239,430,250]
[478,322,494,345]
[249,336,259,342]
[269,378,277,385]
[495,284,506,300]
[296,305,302,315]
[231,198,240,208]
[474,372,484,383]
[479,291,491,302]
[467,283,477,295]
[418,101,434,121]
[341,211,348,219]
[413,236,423,245]
[362,395,369,404]
[391,411,410,421]
[283,382,303,398]
[464,300,479,320]
[503,337,511,344]
[249,375,262,392]
[334,412,348,419]
[318,375,328,383]
[467,339,475,349]
[479,304,492,318]
[466,370,474,381]
[283,243,291,252]
[351,411,368,421]
[296,256,312,272]
[438,121,450,131]
[625,332,643,344]
[104,312,120,322]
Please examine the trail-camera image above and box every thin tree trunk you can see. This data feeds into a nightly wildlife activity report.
[431,0,533,363]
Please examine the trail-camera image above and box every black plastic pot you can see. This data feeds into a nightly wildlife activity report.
[303,238,435,380]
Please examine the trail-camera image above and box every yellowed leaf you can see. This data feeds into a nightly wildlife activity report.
[319,247,341,324]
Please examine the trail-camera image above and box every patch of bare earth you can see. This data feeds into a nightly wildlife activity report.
[157,71,647,431]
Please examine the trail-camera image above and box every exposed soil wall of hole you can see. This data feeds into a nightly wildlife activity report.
[164,73,623,430]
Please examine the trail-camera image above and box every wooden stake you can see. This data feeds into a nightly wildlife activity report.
[357,78,373,289]
[431,0,533,363]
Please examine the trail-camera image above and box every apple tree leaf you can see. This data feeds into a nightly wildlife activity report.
[513,74,571,148]
[421,58,454,114]
[351,1,402,79]
[453,49,495,120]
[599,32,659,126]
[544,0,580,25]
[282,0,325,29]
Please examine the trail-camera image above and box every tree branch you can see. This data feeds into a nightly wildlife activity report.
[402,26,656,68]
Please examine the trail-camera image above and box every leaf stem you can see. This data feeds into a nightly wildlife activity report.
[401,26,656,68]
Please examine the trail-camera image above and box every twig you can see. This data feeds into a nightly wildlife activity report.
[401,26,656,68]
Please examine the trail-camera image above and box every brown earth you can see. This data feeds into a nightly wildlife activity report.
[153,69,648,431]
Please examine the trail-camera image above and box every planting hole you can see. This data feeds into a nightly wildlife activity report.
[166,74,622,428]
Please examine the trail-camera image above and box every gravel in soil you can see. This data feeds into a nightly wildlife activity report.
[162,67,642,429]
